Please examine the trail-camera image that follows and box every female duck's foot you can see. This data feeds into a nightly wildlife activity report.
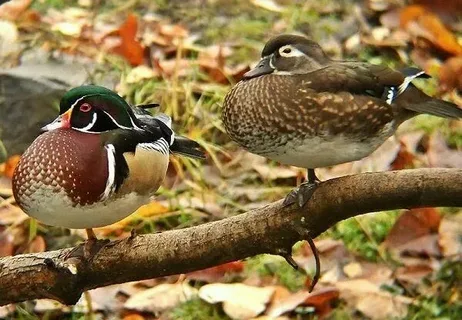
[64,228,108,262]
[283,181,319,208]
[283,169,320,208]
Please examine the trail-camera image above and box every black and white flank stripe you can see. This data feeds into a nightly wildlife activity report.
[137,113,174,155]
[139,138,170,155]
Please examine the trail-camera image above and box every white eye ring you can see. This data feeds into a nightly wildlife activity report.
[278,45,304,57]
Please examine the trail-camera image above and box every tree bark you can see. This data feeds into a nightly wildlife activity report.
[0,168,461,306]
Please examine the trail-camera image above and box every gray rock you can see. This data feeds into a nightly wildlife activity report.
[0,62,90,160]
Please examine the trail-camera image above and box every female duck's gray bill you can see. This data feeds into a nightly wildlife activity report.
[243,56,274,79]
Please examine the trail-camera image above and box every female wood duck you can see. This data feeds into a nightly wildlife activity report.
[223,34,462,208]
[12,85,205,240]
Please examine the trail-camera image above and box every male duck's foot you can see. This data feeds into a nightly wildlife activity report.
[282,181,319,208]
[83,228,109,260]
[64,229,109,262]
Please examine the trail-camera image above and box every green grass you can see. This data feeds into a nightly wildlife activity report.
[32,0,77,11]
[245,254,306,292]
[405,260,462,320]
[325,211,400,262]
[412,115,462,149]
[169,299,231,320]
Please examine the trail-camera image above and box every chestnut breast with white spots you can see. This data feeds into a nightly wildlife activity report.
[12,129,168,229]
[13,129,108,207]
[12,129,141,228]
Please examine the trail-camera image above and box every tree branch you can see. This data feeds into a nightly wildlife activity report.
[1,168,461,306]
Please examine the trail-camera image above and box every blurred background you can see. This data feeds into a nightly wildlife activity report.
[0,0,461,319]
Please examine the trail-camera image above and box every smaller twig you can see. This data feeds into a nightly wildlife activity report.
[276,247,299,270]
[293,224,320,292]
[305,235,320,292]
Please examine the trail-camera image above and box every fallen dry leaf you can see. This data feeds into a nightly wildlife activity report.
[251,0,285,13]
[438,212,462,257]
[0,202,28,226]
[122,314,145,320]
[4,155,20,179]
[26,235,46,253]
[74,285,123,313]
[187,261,244,283]
[335,279,411,320]
[343,262,363,278]
[295,239,351,276]
[266,289,309,317]
[125,282,197,313]
[159,23,189,40]
[33,299,66,313]
[383,208,441,248]
[395,234,441,259]
[199,283,275,320]
[125,65,156,84]
[198,45,228,83]
[0,20,19,58]
[346,261,393,286]
[395,264,434,285]
[51,21,83,37]
[427,132,462,168]
[267,287,340,317]
[400,5,462,55]
[304,287,340,317]
[0,0,32,20]
[112,14,144,66]
[155,58,192,78]
[439,56,462,93]
[0,230,14,257]
[95,201,168,235]
[252,163,298,181]
[0,305,15,318]
[390,141,416,170]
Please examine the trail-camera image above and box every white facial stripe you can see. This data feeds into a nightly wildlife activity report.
[130,116,143,131]
[101,144,116,201]
[279,45,305,57]
[105,110,143,131]
[79,112,98,131]
[102,110,132,130]
[70,96,87,109]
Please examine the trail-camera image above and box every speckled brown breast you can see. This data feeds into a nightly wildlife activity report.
[12,129,108,210]
[222,74,396,155]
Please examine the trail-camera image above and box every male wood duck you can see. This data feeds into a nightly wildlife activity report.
[12,85,205,241]
[223,34,462,208]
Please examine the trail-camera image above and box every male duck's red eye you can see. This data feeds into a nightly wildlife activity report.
[79,103,92,113]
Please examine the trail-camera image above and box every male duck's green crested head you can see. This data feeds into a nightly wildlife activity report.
[43,85,140,133]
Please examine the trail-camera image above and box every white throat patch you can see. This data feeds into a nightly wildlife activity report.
[101,144,116,200]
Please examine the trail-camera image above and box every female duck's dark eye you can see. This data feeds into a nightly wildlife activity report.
[283,48,291,54]
[79,103,92,113]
